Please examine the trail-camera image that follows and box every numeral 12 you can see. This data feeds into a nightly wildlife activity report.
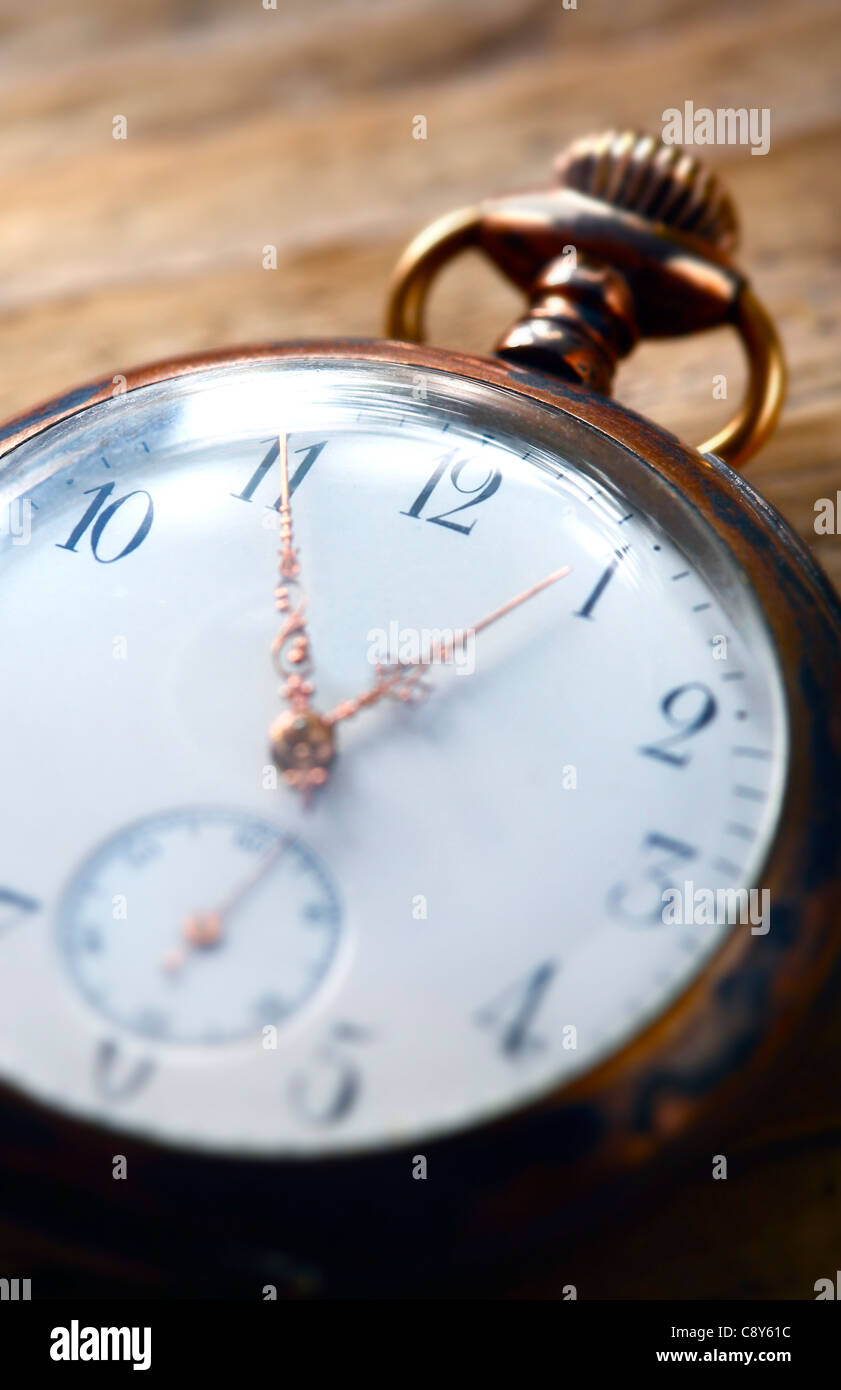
[402,451,502,535]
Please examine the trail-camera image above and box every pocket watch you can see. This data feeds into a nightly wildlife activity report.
[1,130,839,1298]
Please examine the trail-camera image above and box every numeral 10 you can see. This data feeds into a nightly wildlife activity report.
[57,484,154,563]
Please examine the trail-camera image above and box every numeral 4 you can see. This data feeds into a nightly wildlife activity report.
[476,961,558,1058]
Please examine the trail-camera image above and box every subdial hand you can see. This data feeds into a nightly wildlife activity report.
[324,563,572,726]
[268,433,336,798]
[161,837,288,975]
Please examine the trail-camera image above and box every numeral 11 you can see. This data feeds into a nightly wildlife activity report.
[232,440,326,508]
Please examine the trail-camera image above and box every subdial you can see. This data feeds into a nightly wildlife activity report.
[57,807,342,1045]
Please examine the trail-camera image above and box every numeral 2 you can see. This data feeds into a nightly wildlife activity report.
[639,683,718,766]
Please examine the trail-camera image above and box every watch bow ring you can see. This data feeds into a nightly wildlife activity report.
[386,129,785,468]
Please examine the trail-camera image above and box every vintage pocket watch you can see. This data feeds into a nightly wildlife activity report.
[1,130,839,1297]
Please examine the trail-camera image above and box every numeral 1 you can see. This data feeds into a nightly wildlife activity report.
[574,548,629,619]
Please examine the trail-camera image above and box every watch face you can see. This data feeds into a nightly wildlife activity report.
[0,353,787,1154]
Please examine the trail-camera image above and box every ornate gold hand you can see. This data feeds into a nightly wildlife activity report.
[324,564,572,727]
[268,433,335,798]
[272,432,316,711]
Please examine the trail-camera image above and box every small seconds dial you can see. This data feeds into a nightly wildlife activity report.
[57,807,342,1045]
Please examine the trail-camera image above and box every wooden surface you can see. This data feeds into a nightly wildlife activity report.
[1,0,840,1299]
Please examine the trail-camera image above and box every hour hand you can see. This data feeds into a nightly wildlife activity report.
[268,434,335,796]
[271,433,315,713]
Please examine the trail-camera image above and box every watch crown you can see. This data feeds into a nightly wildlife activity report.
[554,129,739,255]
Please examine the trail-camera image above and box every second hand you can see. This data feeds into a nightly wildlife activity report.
[161,836,289,974]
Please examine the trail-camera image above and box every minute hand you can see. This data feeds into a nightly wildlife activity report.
[324,564,572,726]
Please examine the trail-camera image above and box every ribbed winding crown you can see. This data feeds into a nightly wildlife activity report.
[554,129,738,254]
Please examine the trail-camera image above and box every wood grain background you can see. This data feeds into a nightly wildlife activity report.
[1,0,840,1299]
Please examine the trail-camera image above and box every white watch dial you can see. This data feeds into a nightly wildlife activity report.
[0,358,787,1153]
